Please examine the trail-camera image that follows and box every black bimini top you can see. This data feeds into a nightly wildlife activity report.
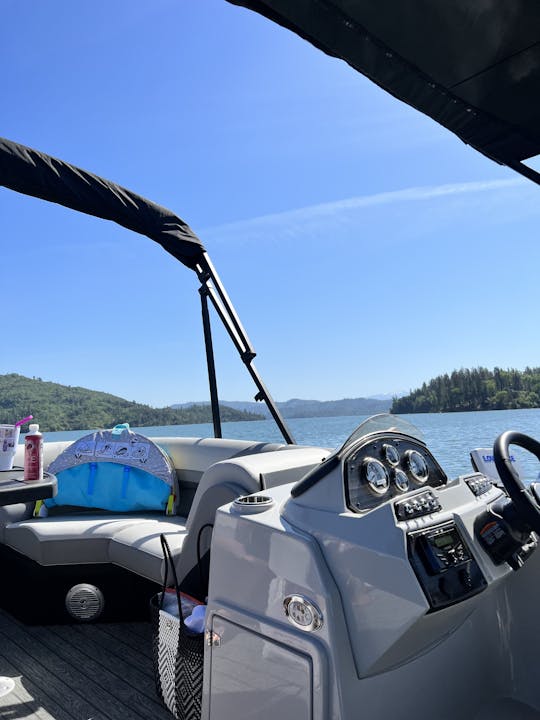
[0,137,205,270]
[227,0,540,184]
[0,137,295,444]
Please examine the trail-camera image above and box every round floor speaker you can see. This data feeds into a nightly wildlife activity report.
[65,583,105,621]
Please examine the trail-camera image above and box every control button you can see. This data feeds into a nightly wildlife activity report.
[466,475,493,496]
[395,491,442,520]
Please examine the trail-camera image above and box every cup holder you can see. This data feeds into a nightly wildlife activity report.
[233,494,275,513]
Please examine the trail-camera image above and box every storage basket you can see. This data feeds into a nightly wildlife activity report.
[151,535,205,720]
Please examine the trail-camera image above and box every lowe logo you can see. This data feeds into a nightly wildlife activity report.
[482,454,516,463]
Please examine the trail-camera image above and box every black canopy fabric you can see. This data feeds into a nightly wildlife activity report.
[227,0,540,180]
[0,137,205,270]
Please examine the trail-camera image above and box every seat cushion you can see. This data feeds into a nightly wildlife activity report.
[109,518,188,583]
[0,503,34,543]
[5,514,147,565]
[4,513,187,583]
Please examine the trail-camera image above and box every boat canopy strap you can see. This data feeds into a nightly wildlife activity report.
[227,0,540,183]
[0,136,205,270]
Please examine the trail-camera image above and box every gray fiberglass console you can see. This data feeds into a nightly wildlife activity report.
[204,415,540,720]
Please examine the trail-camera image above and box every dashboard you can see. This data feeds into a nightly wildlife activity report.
[344,432,448,514]
[288,418,538,615]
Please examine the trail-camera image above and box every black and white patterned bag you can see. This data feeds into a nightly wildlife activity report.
[151,535,205,720]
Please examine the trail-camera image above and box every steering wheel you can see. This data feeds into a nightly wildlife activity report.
[493,431,540,533]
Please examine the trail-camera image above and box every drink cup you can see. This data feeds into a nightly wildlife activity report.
[0,425,20,471]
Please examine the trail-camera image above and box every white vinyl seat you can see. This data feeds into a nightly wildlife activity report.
[1,439,328,589]
[0,503,33,543]
[4,512,188,583]
[108,517,188,582]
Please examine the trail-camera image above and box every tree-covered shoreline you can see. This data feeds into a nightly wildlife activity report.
[0,374,263,432]
[391,367,540,414]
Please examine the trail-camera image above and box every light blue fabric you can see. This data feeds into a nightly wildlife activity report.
[111,423,130,435]
[45,462,170,512]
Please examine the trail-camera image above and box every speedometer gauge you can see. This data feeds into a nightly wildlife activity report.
[406,450,429,483]
[362,458,389,495]
[382,443,400,466]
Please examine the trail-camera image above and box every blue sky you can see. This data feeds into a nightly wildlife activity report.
[1,0,539,407]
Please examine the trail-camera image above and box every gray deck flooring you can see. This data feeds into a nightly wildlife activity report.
[0,608,172,720]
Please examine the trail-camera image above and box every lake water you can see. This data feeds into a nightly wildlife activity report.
[35,408,540,482]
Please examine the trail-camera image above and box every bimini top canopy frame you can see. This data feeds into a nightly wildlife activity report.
[228,0,540,185]
[0,137,295,444]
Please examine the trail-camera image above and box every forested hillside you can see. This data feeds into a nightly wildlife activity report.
[391,367,540,414]
[0,374,262,432]
[174,396,391,418]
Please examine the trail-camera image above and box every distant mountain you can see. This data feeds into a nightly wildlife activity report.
[172,396,392,419]
[368,393,405,401]
[0,374,263,432]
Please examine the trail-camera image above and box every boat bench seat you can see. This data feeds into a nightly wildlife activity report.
[0,440,328,586]
[3,513,188,584]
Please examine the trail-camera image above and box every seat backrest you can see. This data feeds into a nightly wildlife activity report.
[150,437,286,517]
[14,435,287,518]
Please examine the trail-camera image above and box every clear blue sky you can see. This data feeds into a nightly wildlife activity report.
[1,0,539,407]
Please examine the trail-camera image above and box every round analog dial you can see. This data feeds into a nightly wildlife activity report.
[382,443,400,466]
[362,458,390,495]
[394,469,410,492]
[406,450,429,483]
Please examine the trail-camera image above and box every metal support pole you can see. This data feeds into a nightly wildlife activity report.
[199,285,222,439]
[195,252,296,445]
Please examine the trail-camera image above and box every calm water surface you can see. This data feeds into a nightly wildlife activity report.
[37,408,540,481]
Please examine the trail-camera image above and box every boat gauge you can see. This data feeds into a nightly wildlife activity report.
[362,458,389,495]
[394,469,410,492]
[406,450,429,483]
[382,443,400,466]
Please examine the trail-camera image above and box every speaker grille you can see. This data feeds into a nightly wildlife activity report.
[65,584,105,621]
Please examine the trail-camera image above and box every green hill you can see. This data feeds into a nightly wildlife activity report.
[0,374,263,432]
[391,367,540,414]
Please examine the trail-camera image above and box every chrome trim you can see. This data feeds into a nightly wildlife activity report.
[283,595,323,632]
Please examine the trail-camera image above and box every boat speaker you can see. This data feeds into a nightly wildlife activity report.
[65,583,105,622]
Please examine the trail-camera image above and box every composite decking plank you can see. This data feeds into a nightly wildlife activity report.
[0,609,174,720]
[96,621,154,658]
[17,624,164,720]
[44,624,171,718]
[67,624,155,676]
[0,687,57,720]
[49,623,155,688]
[103,620,152,641]
[31,626,167,720]
[0,651,70,720]
[0,633,143,720]
[0,686,63,720]
[0,628,100,720]
[0,612,145,720]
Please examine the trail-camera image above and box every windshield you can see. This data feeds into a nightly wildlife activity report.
[339,413,424,454]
